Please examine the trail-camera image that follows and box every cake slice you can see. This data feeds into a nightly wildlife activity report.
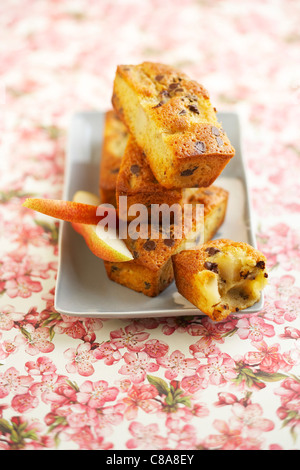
[112,62,235,189]
[172,239,268,321]
[104,186,228,297]
[99,110,128,206]
[116,134,183,222]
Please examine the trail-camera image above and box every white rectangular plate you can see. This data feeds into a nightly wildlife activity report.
[55,111,264,318]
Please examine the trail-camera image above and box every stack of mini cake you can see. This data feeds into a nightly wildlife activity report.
[99,62,235,297]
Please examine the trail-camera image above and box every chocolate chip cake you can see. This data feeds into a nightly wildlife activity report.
[116,134,183,222]
[112,62,235,189]
[172,239,268,321]
[99,110,128,206]
[104,186,228,296]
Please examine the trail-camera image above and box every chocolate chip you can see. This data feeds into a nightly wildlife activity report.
[195,141,206,154]
[110,168,119,174]
[164,238,175,247]
[133,251,139,259]
[176,88,184,92]
[211,126,220,136]
[180,166,198,176]
[256,260,265,270]
[216,136,223,147]
[264,273,268,278]
[169,82,179,90]
[235,307,240,312]
[152,101,163,109]
[111,266,119,272]
[179,109,187,115]
[240,270,250,279]
[205,247,221,256]
[160,90,170,97]
[204,261,218,273]
[155,74,164,81]
[130,164,140,176]
[143,240,156,251]
[144,282,151,290]
[188,104,200,114]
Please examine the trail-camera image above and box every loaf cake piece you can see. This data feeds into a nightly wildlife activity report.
[104,186,228,297]
[99,110,128,206]
[172,239,268,321]
[116,135,183,222]
[112,62,235,189]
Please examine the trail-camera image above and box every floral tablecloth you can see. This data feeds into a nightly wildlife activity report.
[0,0,299,451]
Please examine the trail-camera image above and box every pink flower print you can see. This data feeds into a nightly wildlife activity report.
[126,421,167,450]
[189,337,221,359]
[5,275,42,298]
[66,404,99,429]
[0,367,33,398]
[110,324,150,351]
[165,417,197,449]
[0,337,19,360]
[10,223,48,248]
[236,316,275,342]
[244,341,290,373]
[275,296,299,322]
[280,326,300,340]
[0,305,24,330]
[11,393,39,413]
[123,383,160,420]
[81,318,103,343]
[203,419,243,450]
[61,425,113,450]
[76,380,119,408]
[29,374,72,406]
[64,342,97,376]
[92,403,125,439]
[156,350,200,380]
[181,374,208,393]
[231,402,274,433]
[261,299,286,325]
[215,392,239,407]
[269,274,300,300]
[118,351,159,383]
[275,378,300,432]
[25,356,57,376]
[93,341,122,365]
[188,316,227,343]
[54,318,86,339]
[197,353,237,386]
[161,317,193,336]
[17,324,54,356]
[143,339,169,358]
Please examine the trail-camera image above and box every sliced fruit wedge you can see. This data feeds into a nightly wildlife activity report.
[23,191,114,225]
[71,191,133,262]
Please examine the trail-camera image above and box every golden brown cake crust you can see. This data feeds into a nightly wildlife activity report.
[112,62,235,189]
[99,110,128,205]
[116,135,183,221]
[172,239,267,321]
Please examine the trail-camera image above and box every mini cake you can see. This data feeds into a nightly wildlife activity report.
[112,62,235,189]
[99,110,128,206]
[116,135,183,222]
[104,186,228,296]
[172,239,268,321]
